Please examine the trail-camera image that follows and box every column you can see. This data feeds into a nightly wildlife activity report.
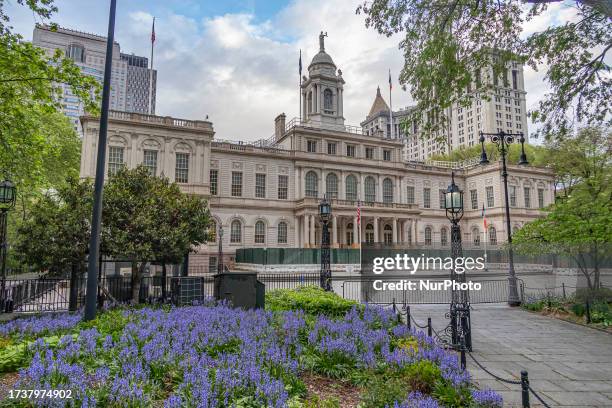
[332,215,338,247]
[303,215,309,248]
[392,218,398,244]
[413,219,418,245]
[353,216,358,247]
[403,220,409,243]
[338,171,345,200]
[376,175,382,202]
[310,215,316,246]
[317,85,322,114]
[373,217,379,243]
[294,217,300,247]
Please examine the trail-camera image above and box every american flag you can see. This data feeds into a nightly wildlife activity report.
[151,17,156,43]
[389,69,392,91]
[482,204,487,229]
[356,201,361,226]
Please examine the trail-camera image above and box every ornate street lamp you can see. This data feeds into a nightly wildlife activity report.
[217,226,224,274]
[0,179,17,312]
[319,196,332,291]
[444,173,471,353]
[479,131,528,307]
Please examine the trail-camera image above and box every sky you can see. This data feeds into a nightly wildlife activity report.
[6,0,577,143]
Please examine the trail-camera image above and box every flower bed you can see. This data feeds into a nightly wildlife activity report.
[0,291,502,407]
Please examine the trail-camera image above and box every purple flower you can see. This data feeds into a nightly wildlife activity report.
[472,389,503,407]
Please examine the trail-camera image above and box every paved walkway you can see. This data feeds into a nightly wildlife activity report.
[408,304,612,407]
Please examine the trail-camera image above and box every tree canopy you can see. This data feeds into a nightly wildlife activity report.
[357,0,611,140]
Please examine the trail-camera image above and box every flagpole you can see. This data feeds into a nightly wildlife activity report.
[148,17,155,115]
[389,69,393,139]
[299,50,302,123]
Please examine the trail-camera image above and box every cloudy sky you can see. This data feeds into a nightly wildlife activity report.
[7,0,576,142]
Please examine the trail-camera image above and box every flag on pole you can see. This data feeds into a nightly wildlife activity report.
[356,201,361,226]
[388,69,392,90]
[151,17,156,43]
[482,204,487,229]
[299,49,302,76]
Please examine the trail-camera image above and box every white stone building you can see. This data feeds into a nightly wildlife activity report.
[79,35,553,272]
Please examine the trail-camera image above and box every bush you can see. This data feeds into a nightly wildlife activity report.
[265,286,358,317]
[571,303,585,317]
[575,287,612,303]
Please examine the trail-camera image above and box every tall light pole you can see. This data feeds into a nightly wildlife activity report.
[479,130,528,307]
[84,0,117,321]
[319,196,332,291]
[0,180,16,312]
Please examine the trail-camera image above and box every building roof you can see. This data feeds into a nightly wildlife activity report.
[367,87,390,119]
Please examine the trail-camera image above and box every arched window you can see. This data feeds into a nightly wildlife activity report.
[230,220,242,243]
[324,88,333,111]
[305,171,318,198]
[208,220,217,242]
[326,173,338,199]
[278,222,288,244]
[384,224,393,245]
[364,176,376,202]
[365,223,374,244]
[424,227,432,245]
[440,227,448,246]
[488,226,497,245]
[346,222,354,246]
[345,175,358,201]
[255,221,265,244]
[382,178,393,203]
[472,227,480,246]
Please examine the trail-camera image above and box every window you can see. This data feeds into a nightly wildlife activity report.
[345,175,358,201]
[307,140,317,153]
[175,153,189,183]
[255,221,265,244]
[346,145,356,157]
[143,150,157,176]
[230,220,241,243]
[326,173,338,199]
[382,178,393,203]
[406,186,415,204]
[365,224,374,244]
[210,170,218,195]
[384,225,393,245]
[250,173,265,198]
[524,187,531,208]
[383,150,391,161]
[278,222,288,244]
[538,188,544,208]
[305,171,318,198]
[489,227,497,245]
[365,147,374,159]
[472,228,480,246]
[439,189,446,209]
[323,88,333,112]
[108,146,124,176]
[364,176,376,202]
[231,172,243,197]
[208,256,218,273]
[470,189,478,210]
[441,228,448,246]
[486,186,494,207]
[278,175,288,200]
[66,44,85,62]
[327,142,336,155]
[423,188,431,208]
[509,185,517,207]
[424,227,432,245]
[346,223,354,246]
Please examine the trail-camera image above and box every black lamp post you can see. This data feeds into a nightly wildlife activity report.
[319,196,332,291]
[479,131,528,306]
[0,180,17,312]
[444,173,471,353]
[217,226,224,274]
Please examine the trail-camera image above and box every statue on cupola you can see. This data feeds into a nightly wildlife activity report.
[300,32,345,127]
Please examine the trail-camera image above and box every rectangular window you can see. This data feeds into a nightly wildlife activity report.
[423,188,431,208]
[231,172,242,197]
[327,142,336,155]
[486,186,494,207]
[470,189,478,210]
[346,145,356,157]
[255,174,266,198]
[143,150,157,176]
[108,146,124,176]
[538,188,544,208]
[524,187,531,208]
[208,256,218,274]
[439,189,446,209]
[175,153,189,183]
[210,169,218,195]
[307,140,317,153]
[365,147,374,159]
[509,185,516,207]
[383,150,391,161]
[278,175,288,200]
[406,186,415,204]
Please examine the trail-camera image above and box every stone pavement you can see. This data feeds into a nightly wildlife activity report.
[408,304,612,407]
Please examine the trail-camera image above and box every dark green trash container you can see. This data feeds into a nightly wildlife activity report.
[214,272,265,309]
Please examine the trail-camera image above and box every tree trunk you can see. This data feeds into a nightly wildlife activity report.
[131,261,140,304]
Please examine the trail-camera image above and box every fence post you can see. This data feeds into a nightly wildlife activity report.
[521,370,530,408]
[586,299,591,324]
[459,335,466,371]
[427,317,432,337]
[562,283,566,300]
[406,305,411,330]
[547,291,551,308]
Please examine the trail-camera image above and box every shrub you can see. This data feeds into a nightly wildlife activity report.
[266,286,358,317]
[402,360,443,393]
[575,287,612,303]
[570,303,585,317]
[359,374,407,408]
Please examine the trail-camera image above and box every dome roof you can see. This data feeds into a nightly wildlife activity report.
[310,50,335,67]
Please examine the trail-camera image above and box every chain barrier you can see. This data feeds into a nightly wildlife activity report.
[467,351,521,385]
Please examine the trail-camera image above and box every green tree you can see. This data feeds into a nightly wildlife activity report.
[357,0,611,140]
[429,141,548,165]
[101,167,210,303]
